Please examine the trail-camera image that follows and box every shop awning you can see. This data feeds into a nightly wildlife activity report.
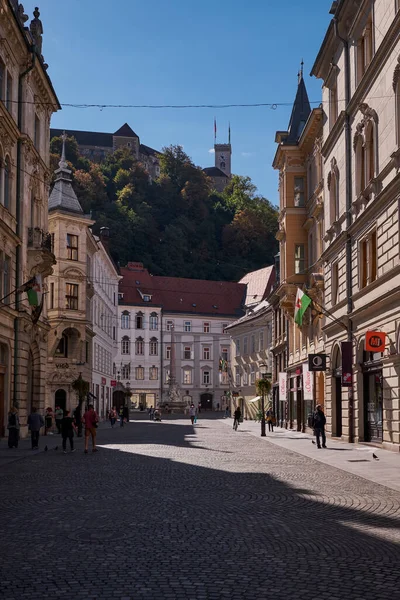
[249,396,261,403]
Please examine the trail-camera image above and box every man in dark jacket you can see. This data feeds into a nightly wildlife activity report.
[233,406,241,430]
[312,404,327,449]
[27,407,44,450]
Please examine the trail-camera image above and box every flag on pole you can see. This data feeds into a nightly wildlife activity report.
[26,274,43,307]
[228,123,231,144]
[294,288,311,327]
[214,118,217,141]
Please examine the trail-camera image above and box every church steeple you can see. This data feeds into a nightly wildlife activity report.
[48,132,84,214]
[286,63,311,144]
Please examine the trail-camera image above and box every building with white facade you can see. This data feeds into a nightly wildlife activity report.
[225,266,275,419]
[115,262,246,411]
[91,228,120,417]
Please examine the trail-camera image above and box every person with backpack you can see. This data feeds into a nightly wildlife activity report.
[312,404,327,449]
[7,406,20,448]
[61,410,76,453]
[83,404,99,454]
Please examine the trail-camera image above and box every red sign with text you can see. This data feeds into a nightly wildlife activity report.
[110,380,117,387]
[366,331,385,353]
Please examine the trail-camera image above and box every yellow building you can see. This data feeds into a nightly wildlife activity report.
[271,71,325,430]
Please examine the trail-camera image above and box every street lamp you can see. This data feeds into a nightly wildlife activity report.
[259,363,268,437]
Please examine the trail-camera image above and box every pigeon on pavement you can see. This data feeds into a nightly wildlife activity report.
[44,445,48,452]
[372,453,379,460]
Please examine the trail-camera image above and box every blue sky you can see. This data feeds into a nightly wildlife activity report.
[36,0,332,205]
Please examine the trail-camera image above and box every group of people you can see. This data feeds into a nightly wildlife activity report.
[6,404,100,454]
[147,406,162,421]
[108,405,129,428]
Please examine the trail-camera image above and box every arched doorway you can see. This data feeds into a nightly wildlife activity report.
[55,389,67,412]
[332,346,342,437]
[200,393,213,411]
[112,390,125,412]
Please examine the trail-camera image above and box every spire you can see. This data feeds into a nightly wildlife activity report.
[48,131,84,214]
[286,62,311,144]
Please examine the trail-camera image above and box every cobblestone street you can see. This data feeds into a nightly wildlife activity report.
[1,416,400,600]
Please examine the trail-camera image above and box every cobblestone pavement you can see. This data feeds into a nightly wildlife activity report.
[1,416,400,600]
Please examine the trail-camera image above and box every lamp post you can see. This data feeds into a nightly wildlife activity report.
[259,363,267,437]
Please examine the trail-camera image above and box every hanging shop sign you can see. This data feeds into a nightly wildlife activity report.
[110,380,117,387]
[366,331,386,353]
[279,372,287,402]
[308,354,327,371]
[302,364,314,401]
[341,341,352,387]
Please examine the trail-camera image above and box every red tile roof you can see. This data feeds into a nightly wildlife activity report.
[119,263,246,317]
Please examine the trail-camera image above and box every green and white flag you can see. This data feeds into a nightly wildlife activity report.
[26,274,43,307]
[294,288,311,326]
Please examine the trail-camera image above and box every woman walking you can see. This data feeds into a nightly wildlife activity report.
[7,406,20,448]
[266,408,276,432]
[83,404,99,454]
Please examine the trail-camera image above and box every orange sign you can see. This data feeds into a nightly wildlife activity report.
[366,331,386,353]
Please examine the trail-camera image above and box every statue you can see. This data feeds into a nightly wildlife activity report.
[30,7,43,56]
[17,4,29,25]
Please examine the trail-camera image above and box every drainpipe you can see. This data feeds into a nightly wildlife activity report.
[13,47,36,408]
[333,18,354,443]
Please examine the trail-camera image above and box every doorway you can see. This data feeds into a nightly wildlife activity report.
[364,371,383,443]
[55,389,67,412]
[112,390,125,412]
[200,393,213,410]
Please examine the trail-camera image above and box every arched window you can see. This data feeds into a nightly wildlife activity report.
[149,312,158,330]
[149,337,158,356]
[121,336,130,355]
[121,311,130,329]
[135,336,144,355]
[136,311,144,329]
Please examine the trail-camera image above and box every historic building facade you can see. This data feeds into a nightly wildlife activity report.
[115,262,246,410]
[46,138,96,412]
[225,266,275,419]
[0,2,59,436]
[272,72,325,431]
[311,0,400,450]
[50,123,161,181]
[91,228,120,418]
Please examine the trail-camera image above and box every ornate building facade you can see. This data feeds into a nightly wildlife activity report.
[271,71,325,430]
[312,0,400,450]
[0,1,59,436]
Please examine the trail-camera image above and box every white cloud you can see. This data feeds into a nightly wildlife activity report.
[208,148,215,154]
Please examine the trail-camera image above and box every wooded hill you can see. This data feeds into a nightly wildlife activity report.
[50,137,279,282]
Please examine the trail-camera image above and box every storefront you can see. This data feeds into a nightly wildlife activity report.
[362,351,383,443]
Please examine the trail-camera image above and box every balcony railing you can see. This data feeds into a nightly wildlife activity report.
[28,228,52,252]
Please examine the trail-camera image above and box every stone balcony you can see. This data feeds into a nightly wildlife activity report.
[27,227,56,278]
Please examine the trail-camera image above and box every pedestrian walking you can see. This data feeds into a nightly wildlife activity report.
[312,404,327,449]
[233,406,241,430]
[123,404,129,424]
[119,406,124,427]
[109,407,117,428]
[55,405,64,434]
[61,410,76,453]
[224,406,230,419]
[266,408,276,432]
[189,404,196,425]
[7,406,20,448]
[44,407,53,435]
[148,406,154,420]
[83,404,98,454]
[27,407,44,449]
